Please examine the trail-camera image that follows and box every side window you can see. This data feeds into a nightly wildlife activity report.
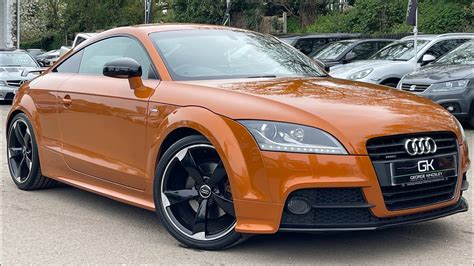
[295,39,326,55]
[75,36,87,46]
[423,39,468,59]
[79,36,157,79]
[351,42,378,60]
[377,41,392,50]
[55,49,84,73]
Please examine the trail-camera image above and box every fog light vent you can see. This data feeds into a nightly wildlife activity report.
[287,197,311,215]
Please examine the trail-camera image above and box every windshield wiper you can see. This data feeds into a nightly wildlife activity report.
[246,75,277,78]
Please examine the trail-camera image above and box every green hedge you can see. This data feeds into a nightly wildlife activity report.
[302,0,473,34]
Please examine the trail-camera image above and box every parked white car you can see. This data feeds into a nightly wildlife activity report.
[330,33,473,87]
[60,32,98,56]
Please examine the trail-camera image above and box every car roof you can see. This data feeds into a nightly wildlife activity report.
[333,38,393,43]
[283,33,362,40]
[77,32,99,38]
[401,33,474,41]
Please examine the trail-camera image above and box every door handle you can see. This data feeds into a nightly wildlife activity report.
[62,94,72,108]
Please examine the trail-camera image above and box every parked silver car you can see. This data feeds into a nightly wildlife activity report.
[330,33,473,87]
[0,49,43,101]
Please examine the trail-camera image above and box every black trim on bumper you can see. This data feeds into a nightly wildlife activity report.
[279,197,468,232]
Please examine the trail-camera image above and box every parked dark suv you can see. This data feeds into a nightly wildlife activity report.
[309,39,393,68]
[398,40,474,126]
[278,33,360,55]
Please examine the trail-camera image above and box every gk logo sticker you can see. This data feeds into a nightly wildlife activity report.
[418,159,435,173]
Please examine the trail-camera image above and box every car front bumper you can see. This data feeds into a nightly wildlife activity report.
[419,89,474,121]
[279,196,468,232]
[0,86,16,101]
[231,127,470,234]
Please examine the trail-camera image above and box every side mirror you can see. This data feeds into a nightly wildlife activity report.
[344,52,357,63]
[421,54,436,66]
[103,58,144,90]
[103,57,142,79]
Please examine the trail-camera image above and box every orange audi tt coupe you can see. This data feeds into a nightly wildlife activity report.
[6,24,470,250]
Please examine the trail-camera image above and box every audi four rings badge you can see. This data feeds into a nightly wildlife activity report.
[404,137,437,156]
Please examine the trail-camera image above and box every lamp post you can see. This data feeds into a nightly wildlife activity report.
[16,0,20,49]
[144,0,151,24]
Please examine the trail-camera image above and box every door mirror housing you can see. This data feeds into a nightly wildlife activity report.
[421,54,436,66]
[344,52,357,63]
[103,58,142,79]
[103,58,144,90]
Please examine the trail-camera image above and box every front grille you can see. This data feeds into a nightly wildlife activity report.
[289,188,365,204]
[6,80,23,87]
[367,132,459,210]
[366,132,457,162]
[401,83,430,93]
[281,188,371,226]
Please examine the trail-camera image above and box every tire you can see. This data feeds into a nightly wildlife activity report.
[7,113,57,190]
[154,135,246,250]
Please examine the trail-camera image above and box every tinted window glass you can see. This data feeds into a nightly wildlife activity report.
[351,42,378,60]
[75,36,87,46]
[370,40,429,61]
[55,50,84,73]
[79,37,156,79]
[295,38,327,55]
[377,41,392,50]
[314,41,354,60]
[434,41,474,65]
[423,39,469,59]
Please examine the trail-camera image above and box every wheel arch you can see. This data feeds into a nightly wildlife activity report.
[157,127,203,163]
[6,101,38,140]
[147,106,272,203]
[380,77,401,87]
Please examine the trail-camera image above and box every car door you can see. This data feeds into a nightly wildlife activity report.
[57,36,160,190]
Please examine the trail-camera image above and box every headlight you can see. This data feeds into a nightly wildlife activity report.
[427,79,469,93]
[349,68,373,80]
[238,120,347,154]
[0,80,7,86]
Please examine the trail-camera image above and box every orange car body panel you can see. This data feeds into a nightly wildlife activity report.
[6,24,470,234]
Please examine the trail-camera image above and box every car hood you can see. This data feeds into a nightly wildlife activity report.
[0,67,40,81]
[330,60,409,77]
[159,77,461,155]
[402,64,474,84]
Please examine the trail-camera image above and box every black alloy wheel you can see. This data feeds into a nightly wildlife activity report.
[154,135,244,250]
[7,113,56,190]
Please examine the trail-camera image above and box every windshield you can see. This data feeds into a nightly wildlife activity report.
[0,52,38,67]
[313,41,354,60]
[150,29,325,81]
[433,41,474,65]
[369,40,429,61]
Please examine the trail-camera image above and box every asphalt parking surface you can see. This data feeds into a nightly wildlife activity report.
[0,103,473,264]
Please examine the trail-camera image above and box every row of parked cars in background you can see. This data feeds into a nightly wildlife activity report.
[0,33,97,102]
[282,32,473,126]
[1,31,473,126]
